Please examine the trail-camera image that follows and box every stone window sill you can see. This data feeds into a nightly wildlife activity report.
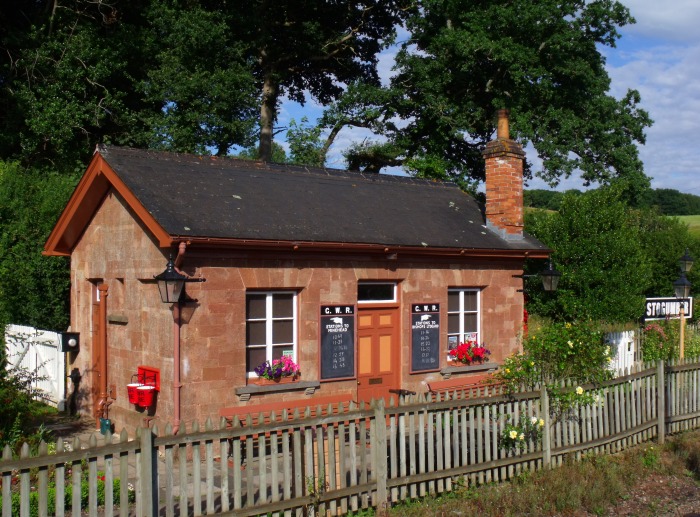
[440,362,499,378]
[235,380,321,401]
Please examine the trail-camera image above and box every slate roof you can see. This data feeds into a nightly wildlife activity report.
[92,145,547,252]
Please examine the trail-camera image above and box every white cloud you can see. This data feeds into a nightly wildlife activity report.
[620,0,700,42]
[603,7,700,194]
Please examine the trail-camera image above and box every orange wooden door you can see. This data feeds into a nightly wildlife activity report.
[356,307,400,404]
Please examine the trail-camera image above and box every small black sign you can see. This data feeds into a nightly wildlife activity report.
[411,303,440,372]
[320,305,355,380]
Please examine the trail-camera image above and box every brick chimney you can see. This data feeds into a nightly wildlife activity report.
[483,109,525,240]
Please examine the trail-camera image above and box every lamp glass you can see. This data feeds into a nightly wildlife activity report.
[679,248,694,274]
[539,260,562,292]
[673,273,691,299]
[154,258,187,303]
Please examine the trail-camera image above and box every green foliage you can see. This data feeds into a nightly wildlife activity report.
[1,0,152,166]
[525,186,651,323]
[0,161,76,329]
[377,0,652,186]
[141,3,258,156]
[0,354,56,451]
[640,319,700,362]
[496,321,612,424]
[235,142,288,164]
[651,188,700,216]
[635,209,697,299]
[286,118,326,167]
[498,321,613,390]
[0,476,135,516]
[500,414,545,454]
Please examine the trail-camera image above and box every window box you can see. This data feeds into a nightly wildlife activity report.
[440,361,498,378]
[252,375,300,386]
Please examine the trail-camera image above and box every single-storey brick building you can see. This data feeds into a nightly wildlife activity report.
[44,111,549,433]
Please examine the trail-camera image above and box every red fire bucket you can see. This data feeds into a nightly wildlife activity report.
[127,383,142,404]
[137,385,156,407]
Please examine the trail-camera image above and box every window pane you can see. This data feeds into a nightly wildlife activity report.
[272,319,293,344]
[464,313,478,333]
[247,347,267,372]
[246,294,266,319]
[273,294,294,318]
[247,321,266,345]
[448,313,460,334]
[447,291,460,311]
[358,283,394,302]
[272,345,294,361]
[464,291,477,311]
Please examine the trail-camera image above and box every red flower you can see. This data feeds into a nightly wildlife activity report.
[449,340,491,365]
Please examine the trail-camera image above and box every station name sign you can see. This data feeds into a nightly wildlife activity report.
[644,297,693,320]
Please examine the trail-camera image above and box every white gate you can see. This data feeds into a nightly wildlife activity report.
[605,329,637,375]
[4,324,65,408]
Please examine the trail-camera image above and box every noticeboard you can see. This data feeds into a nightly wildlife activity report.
[411,303,441,372]
[320,305,355,380]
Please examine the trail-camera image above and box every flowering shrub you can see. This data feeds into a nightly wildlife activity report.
[500,414,545,454]
[254,356,300,380]
[448,340,491,365]
[495,321,612,424]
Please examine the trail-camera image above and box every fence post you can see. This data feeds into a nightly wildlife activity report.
[657,360,665,445]
[541,386,551,468]
[138,427,158,517]
[373,399,388,515]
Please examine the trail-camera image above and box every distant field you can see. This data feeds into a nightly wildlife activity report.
[678,215,700,239]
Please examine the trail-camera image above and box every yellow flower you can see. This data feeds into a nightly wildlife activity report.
[519,433,525,441]
[565,323,572,328]
[568,340,574,348]
[530,361,535,367]
[505,368,510,374]
[576,386,584,395]
[509,430,518,439]
[538,418,545,427]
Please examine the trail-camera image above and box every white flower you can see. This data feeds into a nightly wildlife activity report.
[568,340,574,348]
[531,416,538,425]
[604,346,611,356]
[576,386,584,395]
[509,430,518,439]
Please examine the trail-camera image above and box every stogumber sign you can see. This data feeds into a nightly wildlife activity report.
[644,297,693,320]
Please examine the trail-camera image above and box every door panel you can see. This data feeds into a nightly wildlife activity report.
[357,307,400,404]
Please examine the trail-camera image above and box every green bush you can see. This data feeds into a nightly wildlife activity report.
[0,477,135,515]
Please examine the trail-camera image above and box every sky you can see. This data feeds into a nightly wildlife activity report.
[278,1,700,194]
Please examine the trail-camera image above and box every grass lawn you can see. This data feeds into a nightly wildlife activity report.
[385,430,700,516]
[674,215,700,239]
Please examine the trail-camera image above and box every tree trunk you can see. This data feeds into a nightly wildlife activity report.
[259,75,278,162]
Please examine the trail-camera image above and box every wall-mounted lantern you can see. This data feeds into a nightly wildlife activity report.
[154,255,206,304]
[154,257,188,303]
[539,258,562,292]
[517,257,562,292]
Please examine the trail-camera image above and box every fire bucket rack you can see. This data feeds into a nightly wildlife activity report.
[127,366,160,407]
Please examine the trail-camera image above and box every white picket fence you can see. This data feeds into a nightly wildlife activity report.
[4,324,65,408]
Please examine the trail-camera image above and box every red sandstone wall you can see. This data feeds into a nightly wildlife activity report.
[69,189,525,434]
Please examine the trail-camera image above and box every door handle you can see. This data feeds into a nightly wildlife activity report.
[357,380,361,385]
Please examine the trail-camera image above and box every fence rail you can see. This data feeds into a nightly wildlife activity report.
[3,359,700,516]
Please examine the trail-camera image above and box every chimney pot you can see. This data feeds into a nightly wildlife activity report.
[497,109,510,140]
